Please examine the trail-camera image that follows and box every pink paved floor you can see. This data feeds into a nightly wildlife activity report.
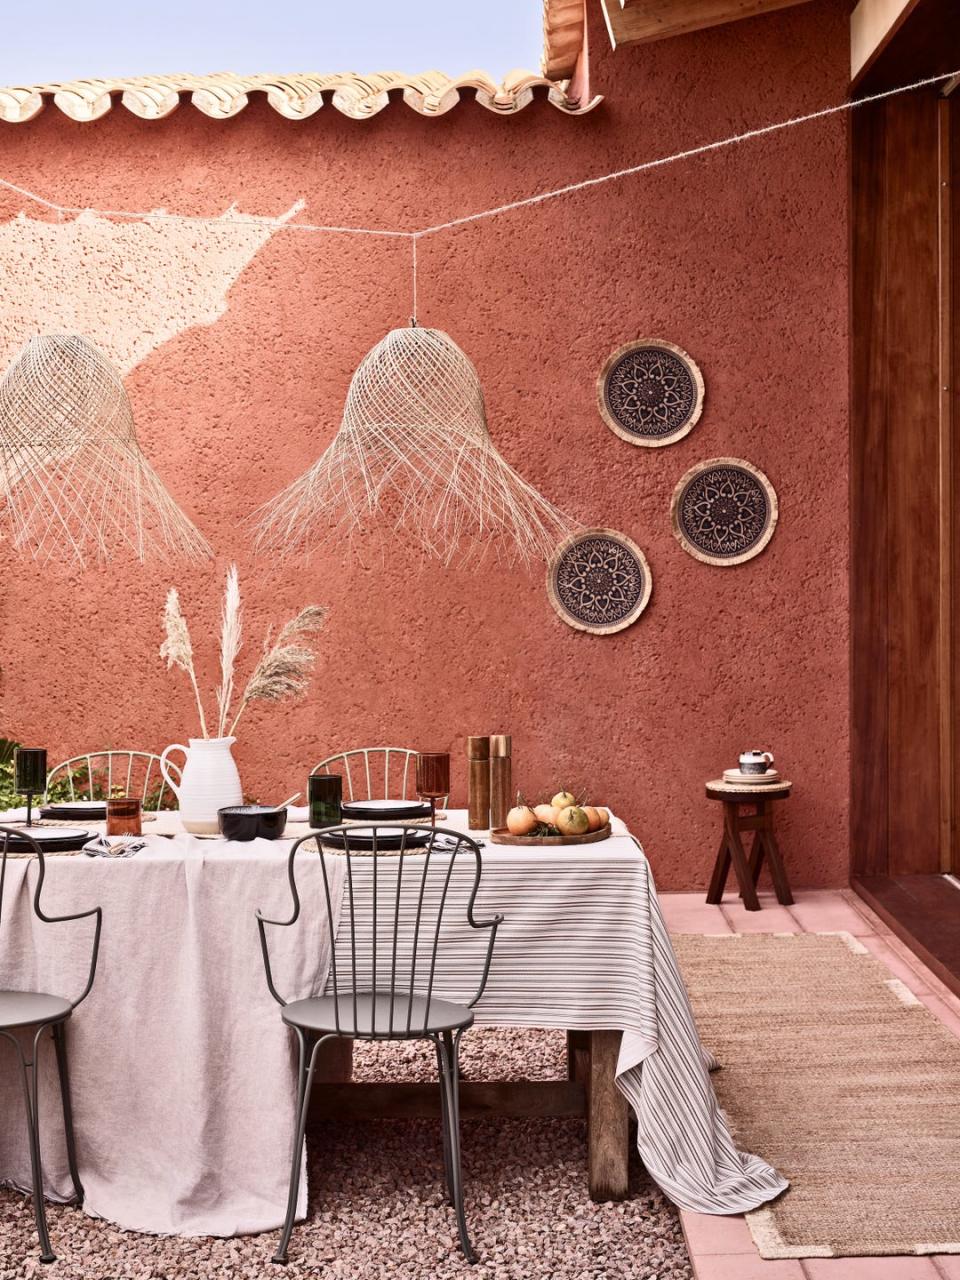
[663,887,960,1280]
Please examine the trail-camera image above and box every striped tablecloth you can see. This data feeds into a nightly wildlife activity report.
[331,813,788,1215]
[0,810,785,1236]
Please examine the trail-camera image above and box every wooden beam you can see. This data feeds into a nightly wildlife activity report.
[542,0,586,79]
[599,0,813,48]
[849,99,891,879]
[851,0,960,94]
[938,97,954,873]
[309,1079,586,1121]
[851,0,921,85]
[883,91,943,877]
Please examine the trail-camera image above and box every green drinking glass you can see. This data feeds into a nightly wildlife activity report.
[309,774,342,829]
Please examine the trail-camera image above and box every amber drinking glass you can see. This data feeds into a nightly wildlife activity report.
[107,797,142,837]
[415,752,449,828]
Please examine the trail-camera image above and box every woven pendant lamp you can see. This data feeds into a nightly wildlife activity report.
[0,334,211,566]
[256,326,577,566]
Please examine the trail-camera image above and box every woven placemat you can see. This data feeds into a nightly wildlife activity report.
[4,843,88,859]
[1,813,157,857]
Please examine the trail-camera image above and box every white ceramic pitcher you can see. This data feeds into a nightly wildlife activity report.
[160,737,243,834]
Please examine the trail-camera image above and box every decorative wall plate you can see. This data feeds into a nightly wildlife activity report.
[597,338,704,447]
[547,528,652,634]
[671,457,778,566]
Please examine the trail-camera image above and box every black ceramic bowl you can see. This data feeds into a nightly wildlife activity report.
[217,805,288,842]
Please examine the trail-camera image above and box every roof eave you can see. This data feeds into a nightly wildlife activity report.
[0,70,603,125]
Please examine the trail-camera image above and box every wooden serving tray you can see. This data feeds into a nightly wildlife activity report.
[490,824,612,847]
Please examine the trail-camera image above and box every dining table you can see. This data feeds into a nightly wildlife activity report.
[0,807,787,1238]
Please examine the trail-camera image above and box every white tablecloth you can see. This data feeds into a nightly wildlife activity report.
[0,833,345,1236]
[0,811,786,1236]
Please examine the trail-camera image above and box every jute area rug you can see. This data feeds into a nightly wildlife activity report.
[673,931,960,1258]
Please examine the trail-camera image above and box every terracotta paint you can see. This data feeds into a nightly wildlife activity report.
[0,0,849,888]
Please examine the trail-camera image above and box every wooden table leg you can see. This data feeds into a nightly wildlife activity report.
[587,1030,629,1202]
[723,802,761,911]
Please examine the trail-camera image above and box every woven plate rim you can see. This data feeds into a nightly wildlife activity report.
[596,337,705,448]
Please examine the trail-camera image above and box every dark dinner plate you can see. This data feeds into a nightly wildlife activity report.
[319,827,432,852]
[342,799,433,821]
[41,802,107,821]
[2,826,91,852]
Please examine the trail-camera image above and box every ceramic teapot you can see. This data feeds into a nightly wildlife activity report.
[739,749,774,775]
[160,737,243,834]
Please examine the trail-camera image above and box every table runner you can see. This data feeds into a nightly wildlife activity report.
[0,812,786,1237]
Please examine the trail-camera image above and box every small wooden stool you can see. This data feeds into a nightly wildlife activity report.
[705,779,794,911]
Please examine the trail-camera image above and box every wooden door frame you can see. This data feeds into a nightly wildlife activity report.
[938,96,955,874]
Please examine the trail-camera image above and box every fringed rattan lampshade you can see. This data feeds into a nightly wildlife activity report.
[255,326,578,566]
[0,334,211,566]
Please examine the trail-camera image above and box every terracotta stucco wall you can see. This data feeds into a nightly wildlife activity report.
[0,0,850,888]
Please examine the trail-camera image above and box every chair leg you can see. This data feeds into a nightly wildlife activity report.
[52,1023,84,1205]
[438,1029,477,1264]
[433,1037,454,1204]
[12,1030,56,1263]
[273,1029,318,1265]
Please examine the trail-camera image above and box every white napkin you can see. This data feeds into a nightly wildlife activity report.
[83,833,147,858]
[0,807,31,823]
[286,805,309,823]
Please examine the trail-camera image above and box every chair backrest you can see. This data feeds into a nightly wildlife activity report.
[258,823,502,1038]
[0,826,102,1010]
[311,747,448,806]
[45,751,177,811]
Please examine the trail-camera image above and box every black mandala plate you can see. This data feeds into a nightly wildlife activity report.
[2,826,92,852]
[597,339,704,447]
[547,528,653,634]
[671,457,778,566]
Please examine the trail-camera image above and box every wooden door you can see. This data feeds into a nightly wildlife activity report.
[850,87,960,878]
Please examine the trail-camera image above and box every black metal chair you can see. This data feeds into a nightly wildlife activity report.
[257,823,502,1266]
[0,825,103,1264]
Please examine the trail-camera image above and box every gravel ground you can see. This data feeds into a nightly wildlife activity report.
[1,1029,692,1280]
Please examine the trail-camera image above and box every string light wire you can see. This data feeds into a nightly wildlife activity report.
[0,66,956,318]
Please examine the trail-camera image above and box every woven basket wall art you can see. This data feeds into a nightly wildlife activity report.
[597,338,704,448]
[0,334,211,566]
[255,325,578,566]
[671,456,778,566]
[547,528,652,634]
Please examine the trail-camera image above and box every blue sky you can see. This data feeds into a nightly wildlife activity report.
[1,1,543,86]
